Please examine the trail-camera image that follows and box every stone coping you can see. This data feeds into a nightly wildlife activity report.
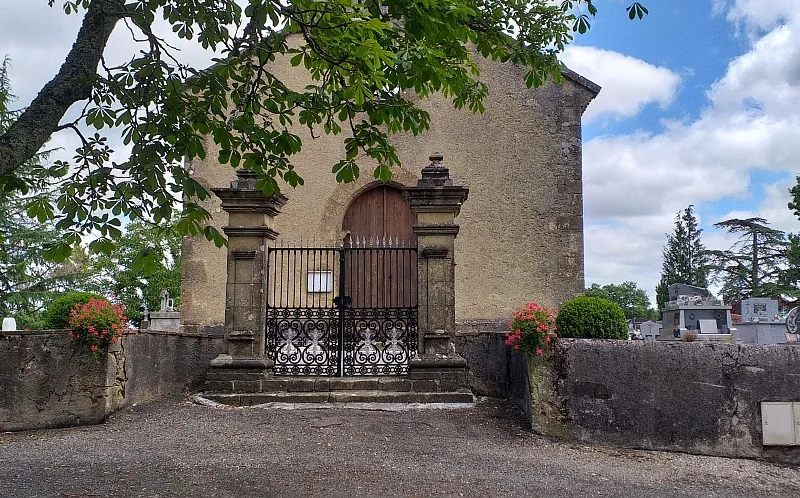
[134,329,225,339]
[0,328,71,337]
[0,328,223,340]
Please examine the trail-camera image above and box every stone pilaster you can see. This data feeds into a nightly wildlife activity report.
[404,154,469,377]
[206,170,287,386]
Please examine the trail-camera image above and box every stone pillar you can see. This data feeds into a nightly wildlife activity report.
[404,153,469,378]
[206,169,287,386]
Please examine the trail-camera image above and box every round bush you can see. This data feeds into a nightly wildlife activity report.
[555,296,628,339]
[43,292,105,330]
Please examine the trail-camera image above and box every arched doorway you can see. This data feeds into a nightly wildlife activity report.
[340,185,417,310]
[342,185,416,243]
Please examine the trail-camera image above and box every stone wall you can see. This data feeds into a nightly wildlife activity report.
[457,332,800,464]
[0,330,223,432]
[122,330,224,404]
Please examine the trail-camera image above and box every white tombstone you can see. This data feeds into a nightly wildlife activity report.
[640,321,660,341]
[2,317,17,332]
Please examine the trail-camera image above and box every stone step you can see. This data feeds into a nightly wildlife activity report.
[201,389,475,406]
[204,375,465,394]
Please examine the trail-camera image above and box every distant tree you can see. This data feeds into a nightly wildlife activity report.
[0,57,88,328]
[783,178,800,295]
[585,281,658,320]
[788,175,800,220]
[89,218,181,327]
[655,205,709,310]
[781,234,800,295]
[706,218,790,303]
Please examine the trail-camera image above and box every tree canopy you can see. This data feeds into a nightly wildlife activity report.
[655,205,709,310]
[0,0,646,265]
[585,281,657,321]
[0,57,89,328]
[706,217,790,303]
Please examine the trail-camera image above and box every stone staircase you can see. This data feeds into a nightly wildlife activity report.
[202,374,474,406]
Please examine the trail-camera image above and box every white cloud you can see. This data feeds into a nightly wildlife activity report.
[560,46,681,123]
[581,4,800,305]
[722,0,800,32]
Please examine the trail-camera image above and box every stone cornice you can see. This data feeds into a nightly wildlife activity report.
[212,189,288,216]
[222,225,279,240]
[231,249,257,260]
[422,247,451,259]
[412,225,460,236]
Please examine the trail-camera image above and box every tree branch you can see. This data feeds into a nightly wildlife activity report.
[0,0,125,177]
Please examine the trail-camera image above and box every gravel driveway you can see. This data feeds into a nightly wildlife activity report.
[1,397,798,497]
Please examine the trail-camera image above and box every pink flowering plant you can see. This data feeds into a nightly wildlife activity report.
[505,302,557,356]
[67,298,127,358]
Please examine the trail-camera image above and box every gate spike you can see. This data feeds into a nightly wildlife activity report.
[395,236,399,248]
[382,235,387,247]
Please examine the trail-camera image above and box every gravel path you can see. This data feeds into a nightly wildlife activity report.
[1,397,799,497]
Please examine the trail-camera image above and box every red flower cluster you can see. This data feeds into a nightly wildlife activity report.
[68,298,127,358]
[505,301,557,356]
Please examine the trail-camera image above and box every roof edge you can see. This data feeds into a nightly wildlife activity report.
[561,66,601,96]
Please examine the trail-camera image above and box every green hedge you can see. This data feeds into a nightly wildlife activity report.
[555,296,628,339]
[43,292,106,330]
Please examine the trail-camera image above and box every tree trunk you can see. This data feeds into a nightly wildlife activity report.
[0,0,124,178]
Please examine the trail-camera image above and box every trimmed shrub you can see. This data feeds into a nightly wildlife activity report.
[555,296,628,339]
[43,292,105,330]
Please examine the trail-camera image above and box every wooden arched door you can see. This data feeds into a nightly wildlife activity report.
[341,185,417,309]
[342,185,416,243]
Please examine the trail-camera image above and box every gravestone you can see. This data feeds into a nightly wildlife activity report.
[640,321,660,341]
[741,298,778,323]
[147,289,181,331]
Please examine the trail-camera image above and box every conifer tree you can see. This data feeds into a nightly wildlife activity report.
[707,218,789,303]
[655,205,709,310]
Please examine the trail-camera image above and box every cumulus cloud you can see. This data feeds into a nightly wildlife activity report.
[582,5,800,305]
[560,46,681,123]
[722,0,800,32]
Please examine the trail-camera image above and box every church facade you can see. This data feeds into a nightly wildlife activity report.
[180,51,599,336]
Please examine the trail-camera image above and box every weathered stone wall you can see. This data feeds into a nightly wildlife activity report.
[455,330,531,421]
[0,330,223,432]
[458,332,800,464]
[122,330,224,404]
[0,331,125,431]
[181,36,598,334]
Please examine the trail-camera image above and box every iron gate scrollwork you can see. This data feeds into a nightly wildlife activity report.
[265,239,418,376]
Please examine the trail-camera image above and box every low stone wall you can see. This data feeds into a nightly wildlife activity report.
[0,329,223,432]
[122,330,224,404]
[457,332,800,464]
[0,330,125,431]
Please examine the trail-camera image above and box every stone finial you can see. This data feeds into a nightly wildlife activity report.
[230,168,259,190]
[419,153,452,187]
[404,153,468,215]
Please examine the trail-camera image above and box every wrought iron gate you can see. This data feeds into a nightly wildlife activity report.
[265,239,418,376]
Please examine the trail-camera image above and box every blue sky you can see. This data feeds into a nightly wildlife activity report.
[1,1,799,307]
[560,0,800,305]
